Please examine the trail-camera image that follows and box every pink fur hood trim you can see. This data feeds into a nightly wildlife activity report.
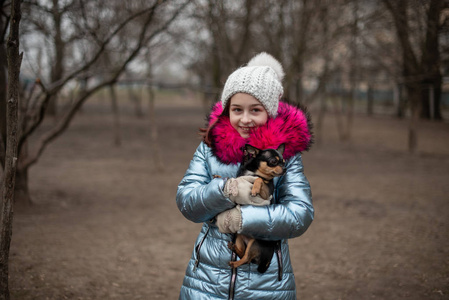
[207,101,313,164]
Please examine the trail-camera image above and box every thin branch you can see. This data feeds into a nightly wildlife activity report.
[18,2,164,152]
[21,0,190,170]
[44,1,164,95]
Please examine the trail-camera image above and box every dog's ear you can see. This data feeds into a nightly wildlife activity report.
[245,144,260,157]
[277,144,285,155]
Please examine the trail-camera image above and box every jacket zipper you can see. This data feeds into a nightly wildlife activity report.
[193,226,210,272]
[276,241,283,281]
[228,235,237,300]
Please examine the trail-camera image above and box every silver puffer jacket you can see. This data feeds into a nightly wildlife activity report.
[176,102,314,300]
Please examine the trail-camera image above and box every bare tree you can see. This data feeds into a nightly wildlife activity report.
[382,0,445,151]
[182,0,446,151]
[182,0,261,109]
[341,0,360,141]
[287,0,316,102]
[21,0,81,116]
[0,0,190,203]
[314,3,333,145]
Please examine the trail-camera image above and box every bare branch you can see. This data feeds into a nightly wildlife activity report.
[43,1,163,94]
[20,0,190,170]
[18,2,164,153]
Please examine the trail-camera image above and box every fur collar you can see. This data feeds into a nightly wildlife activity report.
[207,101,313,164]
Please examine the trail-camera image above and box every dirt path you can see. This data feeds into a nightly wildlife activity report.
[9,97,449,299]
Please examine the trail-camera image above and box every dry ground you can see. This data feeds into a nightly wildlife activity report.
[8,94,449,299]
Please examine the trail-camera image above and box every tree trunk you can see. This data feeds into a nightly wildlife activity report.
[343,0,359,141]
[147,85,164,172]
[11,136,31,205]
[46,0,66,117]
[13,167,30,204]
[292,0,311,103]
[342,91,354,142]
[0,24,7,169]
[333,95,345,141]
[315,92,327,146]
[1,0,22,298]
[395,84,406,118]
[421,81,442,120]
[367,85,374,115]
[408,113,418,153]
[109,84,121,147]
[406,85,422,152]
[146,52,163,172]
[45,94,58,117]
[420,0,443,120]
[127,84,144,118]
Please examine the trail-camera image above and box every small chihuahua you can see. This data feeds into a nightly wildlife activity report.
[227,144,286,273]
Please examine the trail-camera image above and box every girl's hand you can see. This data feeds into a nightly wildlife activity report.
[224,176,271,206]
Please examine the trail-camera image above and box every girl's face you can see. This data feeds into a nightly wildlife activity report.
[229,93,268,138]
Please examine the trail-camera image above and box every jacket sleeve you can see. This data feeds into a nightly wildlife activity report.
[176,142,236,223]
[239,153,314,240]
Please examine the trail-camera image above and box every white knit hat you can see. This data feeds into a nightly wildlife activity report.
[221,52,285,118]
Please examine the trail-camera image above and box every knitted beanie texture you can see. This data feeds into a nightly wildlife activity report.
[221,52,284,118]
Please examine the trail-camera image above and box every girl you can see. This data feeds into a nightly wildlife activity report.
[176,52,314,300]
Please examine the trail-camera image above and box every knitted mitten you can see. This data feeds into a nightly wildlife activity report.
[223,177,271,206]
[216,205,242,234]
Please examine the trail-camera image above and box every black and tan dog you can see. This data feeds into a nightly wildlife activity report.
[228,144,286,273]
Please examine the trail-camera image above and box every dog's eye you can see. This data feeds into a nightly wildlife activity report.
[267,158,278,166]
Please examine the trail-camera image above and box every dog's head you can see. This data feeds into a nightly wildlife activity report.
[243,144,286,180]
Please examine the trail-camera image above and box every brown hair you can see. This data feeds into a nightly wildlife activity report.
[198,101,230,147]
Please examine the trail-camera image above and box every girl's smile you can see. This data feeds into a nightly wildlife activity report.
[229,93,268,138]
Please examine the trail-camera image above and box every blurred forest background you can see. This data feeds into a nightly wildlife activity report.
[0,0,449,299]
